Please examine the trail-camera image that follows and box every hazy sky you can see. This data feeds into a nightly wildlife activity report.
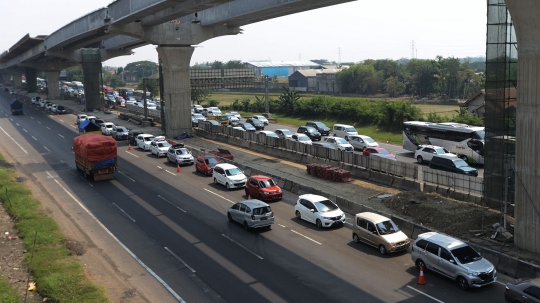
[1,0,487,68]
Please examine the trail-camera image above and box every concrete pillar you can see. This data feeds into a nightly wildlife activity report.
[156,46,194,136]
[44,71,61,99]
[506,0,540,253]
[25,67,37,93]
[13,74,22,89]
[81,63,102,110]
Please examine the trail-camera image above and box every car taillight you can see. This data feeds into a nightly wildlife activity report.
[251,215,255,220]
[505,286,510,291]
[271,212,274,217]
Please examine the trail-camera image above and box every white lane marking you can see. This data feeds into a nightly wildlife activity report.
[47,127,51,130]
[38,121,41,124]
[222,234,263,260]
[117,170,136,182]
[164,247,196,273]
[406,286,444,303]
[496,281,506,286]
[59,119,64,122]
[157,195,186,213]
[344,221,352,226]
[23,129,27,133]
[126,151,139,158]
[4,114,7,117]
[0,126,28,154]
[44,146,50,152]
[32,136,37,141]
[291,230,322,245]
[58,134,64,138]
[44,171,186,303]
[16,123,19,126]
[165,170,176,176]
[203,188,235,204]
[278,224,286,228]
[9,118,13,121]
[112,203,136,222]
[157,166,163,169]
[30,117,34,119]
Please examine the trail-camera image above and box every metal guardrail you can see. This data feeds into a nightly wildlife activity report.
[422,168,483,196]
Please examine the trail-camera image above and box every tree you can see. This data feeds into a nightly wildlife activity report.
[384,76,406,97]
[191,89,210,105]
[103,73,126,88]
[225,60,244,68]
[124,61,158,80]
[278,86,302,114]
[136,79,159,98]
[66,66,83,82]
[210,61,224,69]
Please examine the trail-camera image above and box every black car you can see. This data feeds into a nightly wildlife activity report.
[312,142,337,150]
[306,121,330,136]
[128,130,144,145]
[297,126,322,141]
[246,118,264,130]
[56,105,67,114]
[240,122,256,132]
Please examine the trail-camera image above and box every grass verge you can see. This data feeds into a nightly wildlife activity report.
[0,153,109,303]
[0,278,20,303]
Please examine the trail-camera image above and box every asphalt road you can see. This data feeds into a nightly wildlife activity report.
[242,118,485,178]
[0,95,503,303]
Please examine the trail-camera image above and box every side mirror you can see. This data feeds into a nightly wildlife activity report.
[449,259,455,264]
[309,209,315,213]
[372,230,377,234]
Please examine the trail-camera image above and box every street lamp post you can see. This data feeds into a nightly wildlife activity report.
[265,75,270,115]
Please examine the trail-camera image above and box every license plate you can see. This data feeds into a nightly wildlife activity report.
[260,217,267,220]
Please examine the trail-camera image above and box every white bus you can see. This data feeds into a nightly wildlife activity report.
[403,121,485,164]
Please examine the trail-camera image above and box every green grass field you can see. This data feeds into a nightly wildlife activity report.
[207,93,460,144]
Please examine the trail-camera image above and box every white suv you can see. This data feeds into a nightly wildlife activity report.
[150,140,171,157]
[101,122,115,135]
[136,134,155,151]
[414,145,456,164]
[322,137,353,151]
[295,194,346,228]
[212,164,247,190]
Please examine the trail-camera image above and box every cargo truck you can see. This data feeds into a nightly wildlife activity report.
[73,134,117,181]
[10,99,23,115]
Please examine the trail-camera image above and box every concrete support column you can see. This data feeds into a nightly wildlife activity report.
[506,0,540,253]
[25,67,37,93]
[13,74,22,89]
[81,63,102,110]
[156,46,194,136]
[44,71,61,99]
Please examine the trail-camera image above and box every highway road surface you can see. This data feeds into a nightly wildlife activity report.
[0,94,502,303]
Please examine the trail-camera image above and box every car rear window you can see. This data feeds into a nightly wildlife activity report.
[259,179,276,188]
[253,206,271,215]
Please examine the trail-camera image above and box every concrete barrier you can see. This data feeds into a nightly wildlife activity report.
[497,254,518,277]
[368,171,393,187]
[480,249,500,270]
[515,260,540,279]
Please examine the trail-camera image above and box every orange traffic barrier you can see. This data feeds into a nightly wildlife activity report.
[57,113,60,119]
[417,267,426,285]
[177,163,181,173]
[128,143,132,150]
[247,193,251,199]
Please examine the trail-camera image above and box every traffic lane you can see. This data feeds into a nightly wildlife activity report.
[95,163,352,303]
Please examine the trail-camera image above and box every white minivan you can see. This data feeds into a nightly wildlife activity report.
[333,124,358,140]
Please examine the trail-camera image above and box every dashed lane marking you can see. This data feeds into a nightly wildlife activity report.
[44,146,50,152]
[23,129,27,133]
[126,151,139,158]
[157,195,186,213]
[31,136,37,141]
[116,170,136,182]
[203,188,235,204]
[58,134,64,138]
[291,230,322,245]
[406,286,444,303]
[222,234,263,260]
[112,203,136,222]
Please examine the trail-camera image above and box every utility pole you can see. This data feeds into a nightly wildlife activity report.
[265,75,270,115]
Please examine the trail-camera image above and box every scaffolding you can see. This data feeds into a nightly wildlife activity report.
[483,0,517,210]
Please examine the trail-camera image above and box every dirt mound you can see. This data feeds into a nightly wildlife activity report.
[380,191,513,241]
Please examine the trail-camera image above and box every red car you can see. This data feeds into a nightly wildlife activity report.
[362,147,395,158]
[245,175,283,201]
[195,155,220,176]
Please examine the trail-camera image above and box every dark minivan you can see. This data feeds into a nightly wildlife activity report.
[306,121,330,136]
[429,155,478,177]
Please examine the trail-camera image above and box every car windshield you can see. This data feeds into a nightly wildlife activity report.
[345,127,356,132]
[157,142,170,148]
[306,128,316,133]
[281,130,293,136]
[298,136,310,141]
[144,137,154,141]
[264,133,278,138]
[314,200,338,212]
[253,206,271,215]
[378,149,390,155]
[313,122,326,128]
[364,137,375,143]
[106,125,113,128]
[453,159,469,167]
[244,123,254,128]
[435,147,450,154]
[259,179,276,188]
[117,127,127,132]
[205,158,218,166]
[175,148,188,155]
[376,220,400,235]
[225,168,243,176]
[335,138,348,144]
[58,106,64,110]
[451,246,481,264]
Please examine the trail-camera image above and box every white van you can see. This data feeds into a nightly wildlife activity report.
[333,124,358,140]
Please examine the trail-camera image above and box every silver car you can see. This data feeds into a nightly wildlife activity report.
[227,199,274,230]
[410,232,497,290]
